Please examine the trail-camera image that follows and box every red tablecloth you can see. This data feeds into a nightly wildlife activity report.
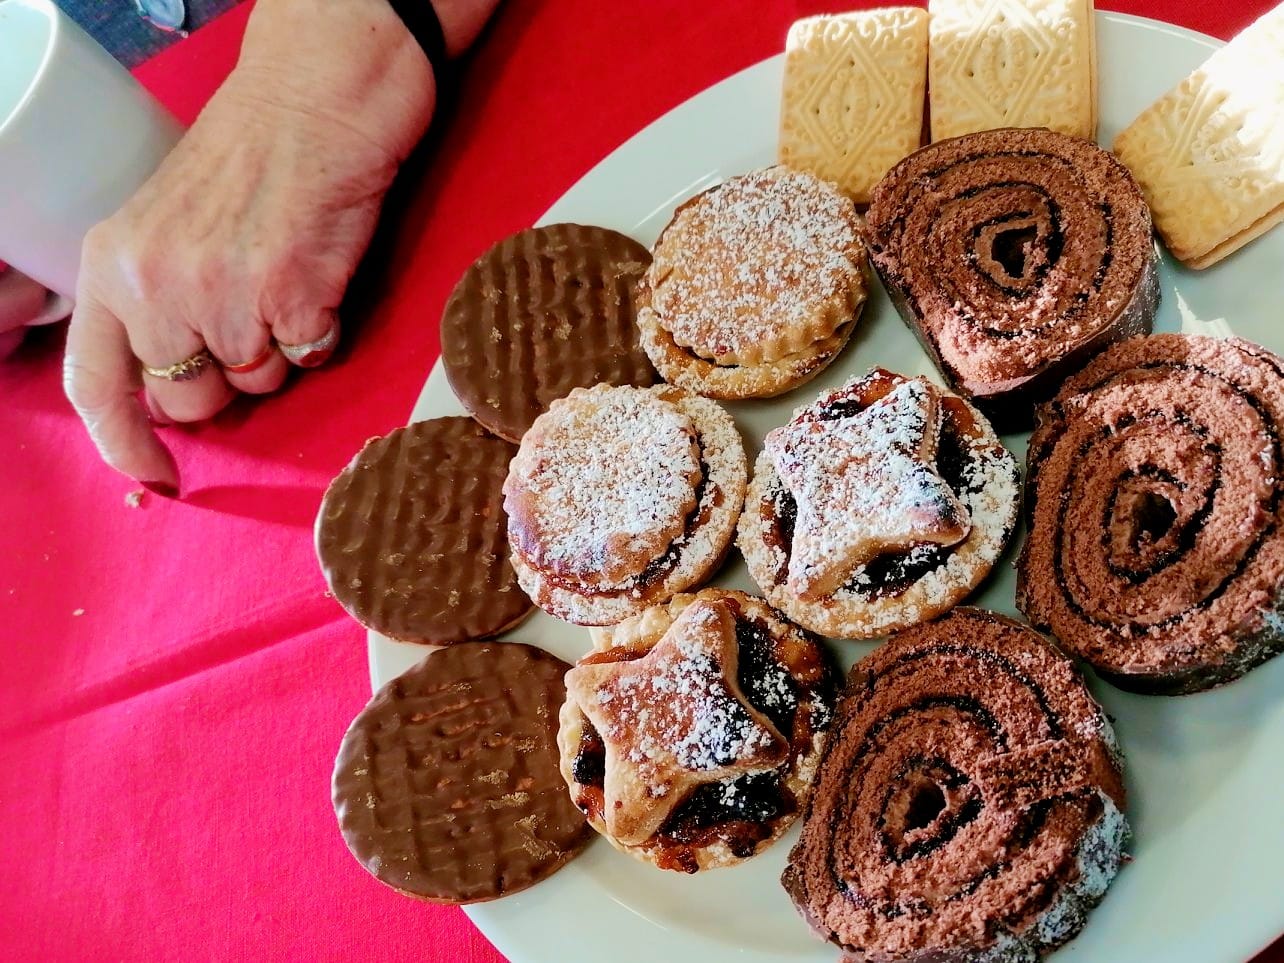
[1,2,1280,960]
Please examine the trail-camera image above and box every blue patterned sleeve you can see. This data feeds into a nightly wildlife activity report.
[54,0,244,67]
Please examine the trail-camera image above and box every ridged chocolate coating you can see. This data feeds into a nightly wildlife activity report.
[316,417,532,644]
[865,128,1159,429]
[333,643,591,904]
[1019,334,1284,694]
[441,224,658,443]
[782,609,1128,963]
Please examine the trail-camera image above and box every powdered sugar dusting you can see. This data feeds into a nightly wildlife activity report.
[766,379,971,599]
[836,439,1018,614]
[651,166,864,364]
[599,602,784,773]
[738,370,1020,638]
[512,389,748,625]
[506,385,701,587]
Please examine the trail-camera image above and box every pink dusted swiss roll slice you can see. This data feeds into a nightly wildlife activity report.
[864,128,1159,427]
[1019,333,1284,694]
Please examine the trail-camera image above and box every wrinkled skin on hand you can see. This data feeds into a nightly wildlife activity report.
[63,0,447,491]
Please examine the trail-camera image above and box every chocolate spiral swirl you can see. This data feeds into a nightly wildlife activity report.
[782,609,1127,963]
[1019,334,1284,693]
[864,128,1159,425]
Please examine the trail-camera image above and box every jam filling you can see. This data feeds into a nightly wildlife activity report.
[571,613,837,870]
[768,398,974,599]
[635,456,714,588]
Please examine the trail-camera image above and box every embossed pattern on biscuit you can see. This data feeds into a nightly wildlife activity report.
[333,643,591,904]
[441,224,657,443]
[1019,334,1284,694]
[316,417,533,644]
[928,0,1097,142]
[783,608,1128,963]
[1113,5,1284,268]
[779,9,928,204]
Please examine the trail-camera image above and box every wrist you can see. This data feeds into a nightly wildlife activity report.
[231,0,436,163]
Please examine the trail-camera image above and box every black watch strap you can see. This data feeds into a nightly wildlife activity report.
[384,0,449,82]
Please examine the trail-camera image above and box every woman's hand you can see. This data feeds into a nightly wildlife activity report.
[64,0,440,494]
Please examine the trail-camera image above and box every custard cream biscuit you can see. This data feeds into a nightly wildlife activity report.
[779,9,929,204]
[1114,3,1284,269]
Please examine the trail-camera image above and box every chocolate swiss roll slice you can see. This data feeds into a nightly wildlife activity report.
[1019,334,1284,694]
[864,128,1160,426]
[783,608,1128,963]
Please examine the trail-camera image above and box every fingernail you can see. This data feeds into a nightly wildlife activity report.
[293,348,333,369]
[143,392,173,426]
[142,480,180,499]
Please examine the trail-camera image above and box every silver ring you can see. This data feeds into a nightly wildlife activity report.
[278,322,340,367]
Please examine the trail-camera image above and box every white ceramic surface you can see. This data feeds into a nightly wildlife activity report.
[0,0,183,297]
[371,13,1284,963]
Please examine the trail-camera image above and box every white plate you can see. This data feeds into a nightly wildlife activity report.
[370,13,1284,963]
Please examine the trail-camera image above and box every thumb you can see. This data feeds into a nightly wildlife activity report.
[64,299,180,494]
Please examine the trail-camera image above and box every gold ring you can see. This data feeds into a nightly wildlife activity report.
[221,342,277,375]
[141,349,215,383]
[278,322,340,367]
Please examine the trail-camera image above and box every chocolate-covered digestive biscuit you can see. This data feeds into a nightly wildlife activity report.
[333,642,592,904]
[315,417,533,644]
[441,223,658,443]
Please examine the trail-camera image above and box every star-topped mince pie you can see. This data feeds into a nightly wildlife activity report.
[559,589,839,872]
[766,378,971,601]
[739,369,1020,639]
[504,383,748,625]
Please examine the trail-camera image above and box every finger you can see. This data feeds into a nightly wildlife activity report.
[143,358,236,424]
[223,346,290,395]
[201,320,289,395]
[142,385,174,426]
[0,328,26,361]
[273,308,340,368]
[64,299,179,490]
[128,314,237,425]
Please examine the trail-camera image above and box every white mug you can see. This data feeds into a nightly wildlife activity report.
[0,0,184,298]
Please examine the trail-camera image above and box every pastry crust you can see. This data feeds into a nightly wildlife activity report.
[559,589,839,872]
[505,384,747,625]
[640,166,867,396]
[739,369,1019,638]
[505,385,702,588]
[637,304,857,400]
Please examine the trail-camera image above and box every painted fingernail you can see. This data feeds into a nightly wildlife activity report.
[293,348,333,369]
[142,480,180,499]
